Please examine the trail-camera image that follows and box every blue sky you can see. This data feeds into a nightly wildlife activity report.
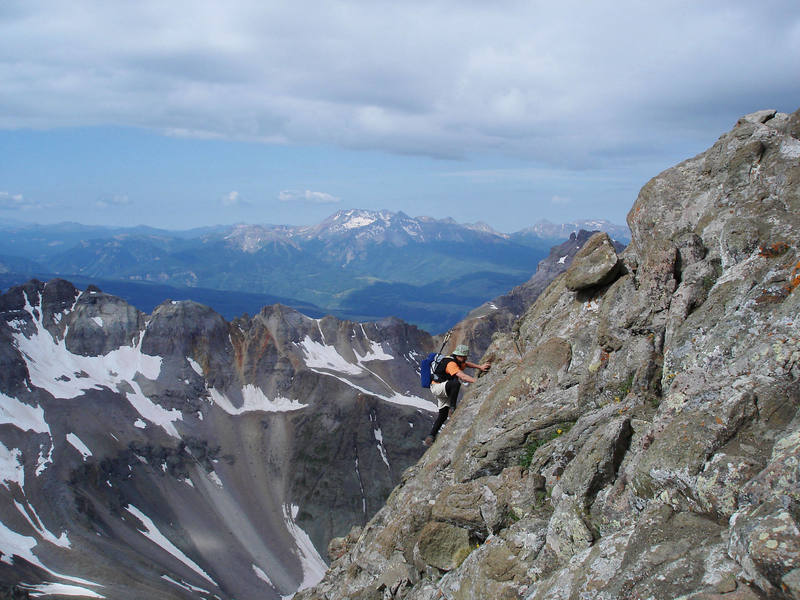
[1,1,799,233]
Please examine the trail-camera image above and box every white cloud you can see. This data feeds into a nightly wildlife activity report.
[0,191,41,210]
[278,190,340,204]
[95,194,131,209]
[222,191,247,206]
[0,1,798,167]
[551,195,571,205]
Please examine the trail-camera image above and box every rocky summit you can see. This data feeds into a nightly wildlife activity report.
[296,110,800,600]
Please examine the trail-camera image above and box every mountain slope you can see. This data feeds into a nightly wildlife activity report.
[296,109,800,600]
[0,279,437,599]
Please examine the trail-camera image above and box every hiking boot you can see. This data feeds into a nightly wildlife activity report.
[423,436,434,447]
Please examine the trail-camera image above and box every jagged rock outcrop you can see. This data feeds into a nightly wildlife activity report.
[296,109,800,600]
[446,231,626,362]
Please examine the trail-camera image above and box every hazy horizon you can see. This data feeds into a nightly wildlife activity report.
[2,1,798,232]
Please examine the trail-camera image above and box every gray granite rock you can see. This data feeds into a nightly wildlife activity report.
[296,108,800,600]
[564,232,622,291]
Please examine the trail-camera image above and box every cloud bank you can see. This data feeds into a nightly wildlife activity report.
[1,0,798,169]
[279,190,340,204]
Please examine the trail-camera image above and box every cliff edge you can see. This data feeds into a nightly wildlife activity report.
[296,108,800,600]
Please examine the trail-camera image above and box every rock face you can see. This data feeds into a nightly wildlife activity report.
[447,231,626,362]
[0,281,437,599]
[295,109,800,600]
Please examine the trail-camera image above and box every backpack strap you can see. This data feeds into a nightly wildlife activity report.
[433,356,456,382]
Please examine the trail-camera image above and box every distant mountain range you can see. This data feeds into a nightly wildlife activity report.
[0,210,629,332]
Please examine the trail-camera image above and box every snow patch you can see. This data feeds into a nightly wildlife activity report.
[11,293,182,438]
[0,393,50,435]
[558,255,568,264]
[133,419,147,429]
[298,336,362,375]
[24,583,105,598]
[208,385,308,415]
[14,500,70,548]
[0,517,100,589]
[187,357,203,376]
[161,575,210,595]
[356,340,393,362]
[282,504,327,592]
[252,564,274,586]
[342,215,376,230]
[0,443,25,490]
[126,504,217,586]
[91,316,103,328]
[374,428,390,469]
[356,325,394,361]
[66,433,92,460]
[307,368,436,412]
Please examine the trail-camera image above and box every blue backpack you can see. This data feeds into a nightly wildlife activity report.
[420,352,439,388]
[419,332,452,388]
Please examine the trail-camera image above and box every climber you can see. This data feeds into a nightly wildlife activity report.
[424,344,490,446]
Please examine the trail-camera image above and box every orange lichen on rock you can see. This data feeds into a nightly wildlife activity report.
[758,242,790,258]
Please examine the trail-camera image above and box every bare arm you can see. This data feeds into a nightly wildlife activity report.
[456,360,490,383]
[465,360,491,372]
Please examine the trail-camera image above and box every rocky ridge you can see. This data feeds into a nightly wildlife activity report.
[450,231,626,361]
[296,109,800,600]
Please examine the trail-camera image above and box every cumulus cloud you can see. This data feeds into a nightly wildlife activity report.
[0,1,798,167]
[222,191,249,207]
[278,190,341,204]
[0,191,40,210]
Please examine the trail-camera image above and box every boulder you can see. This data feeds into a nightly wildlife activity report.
[564,232,622,291]
[414,521,473,572]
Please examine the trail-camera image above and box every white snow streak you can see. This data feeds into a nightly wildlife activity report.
[299,336,362,375]
[161,575,211,595]
[299,329,436,412]
[0,442,25,490]
[66,433,92,460]
[282,504,327,593]
[13,500,70,548]
[10,293,183,438]
[374,428,390,469]
[187,357,203,376]
[125,504,217,586]
[342,215,375,230]
[91,317,103,328]
[308,368,436,412]
[0,393,50,435]
[24,583,105,598]
[208,385,308,415]
[356,325,393,361]
[252,564,274,586]
[0,518,100,590]
[558,255,568,264]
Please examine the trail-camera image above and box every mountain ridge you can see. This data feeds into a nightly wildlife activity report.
[1,213,629,333]
[0,220,593,598]
[295,109,800,600]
